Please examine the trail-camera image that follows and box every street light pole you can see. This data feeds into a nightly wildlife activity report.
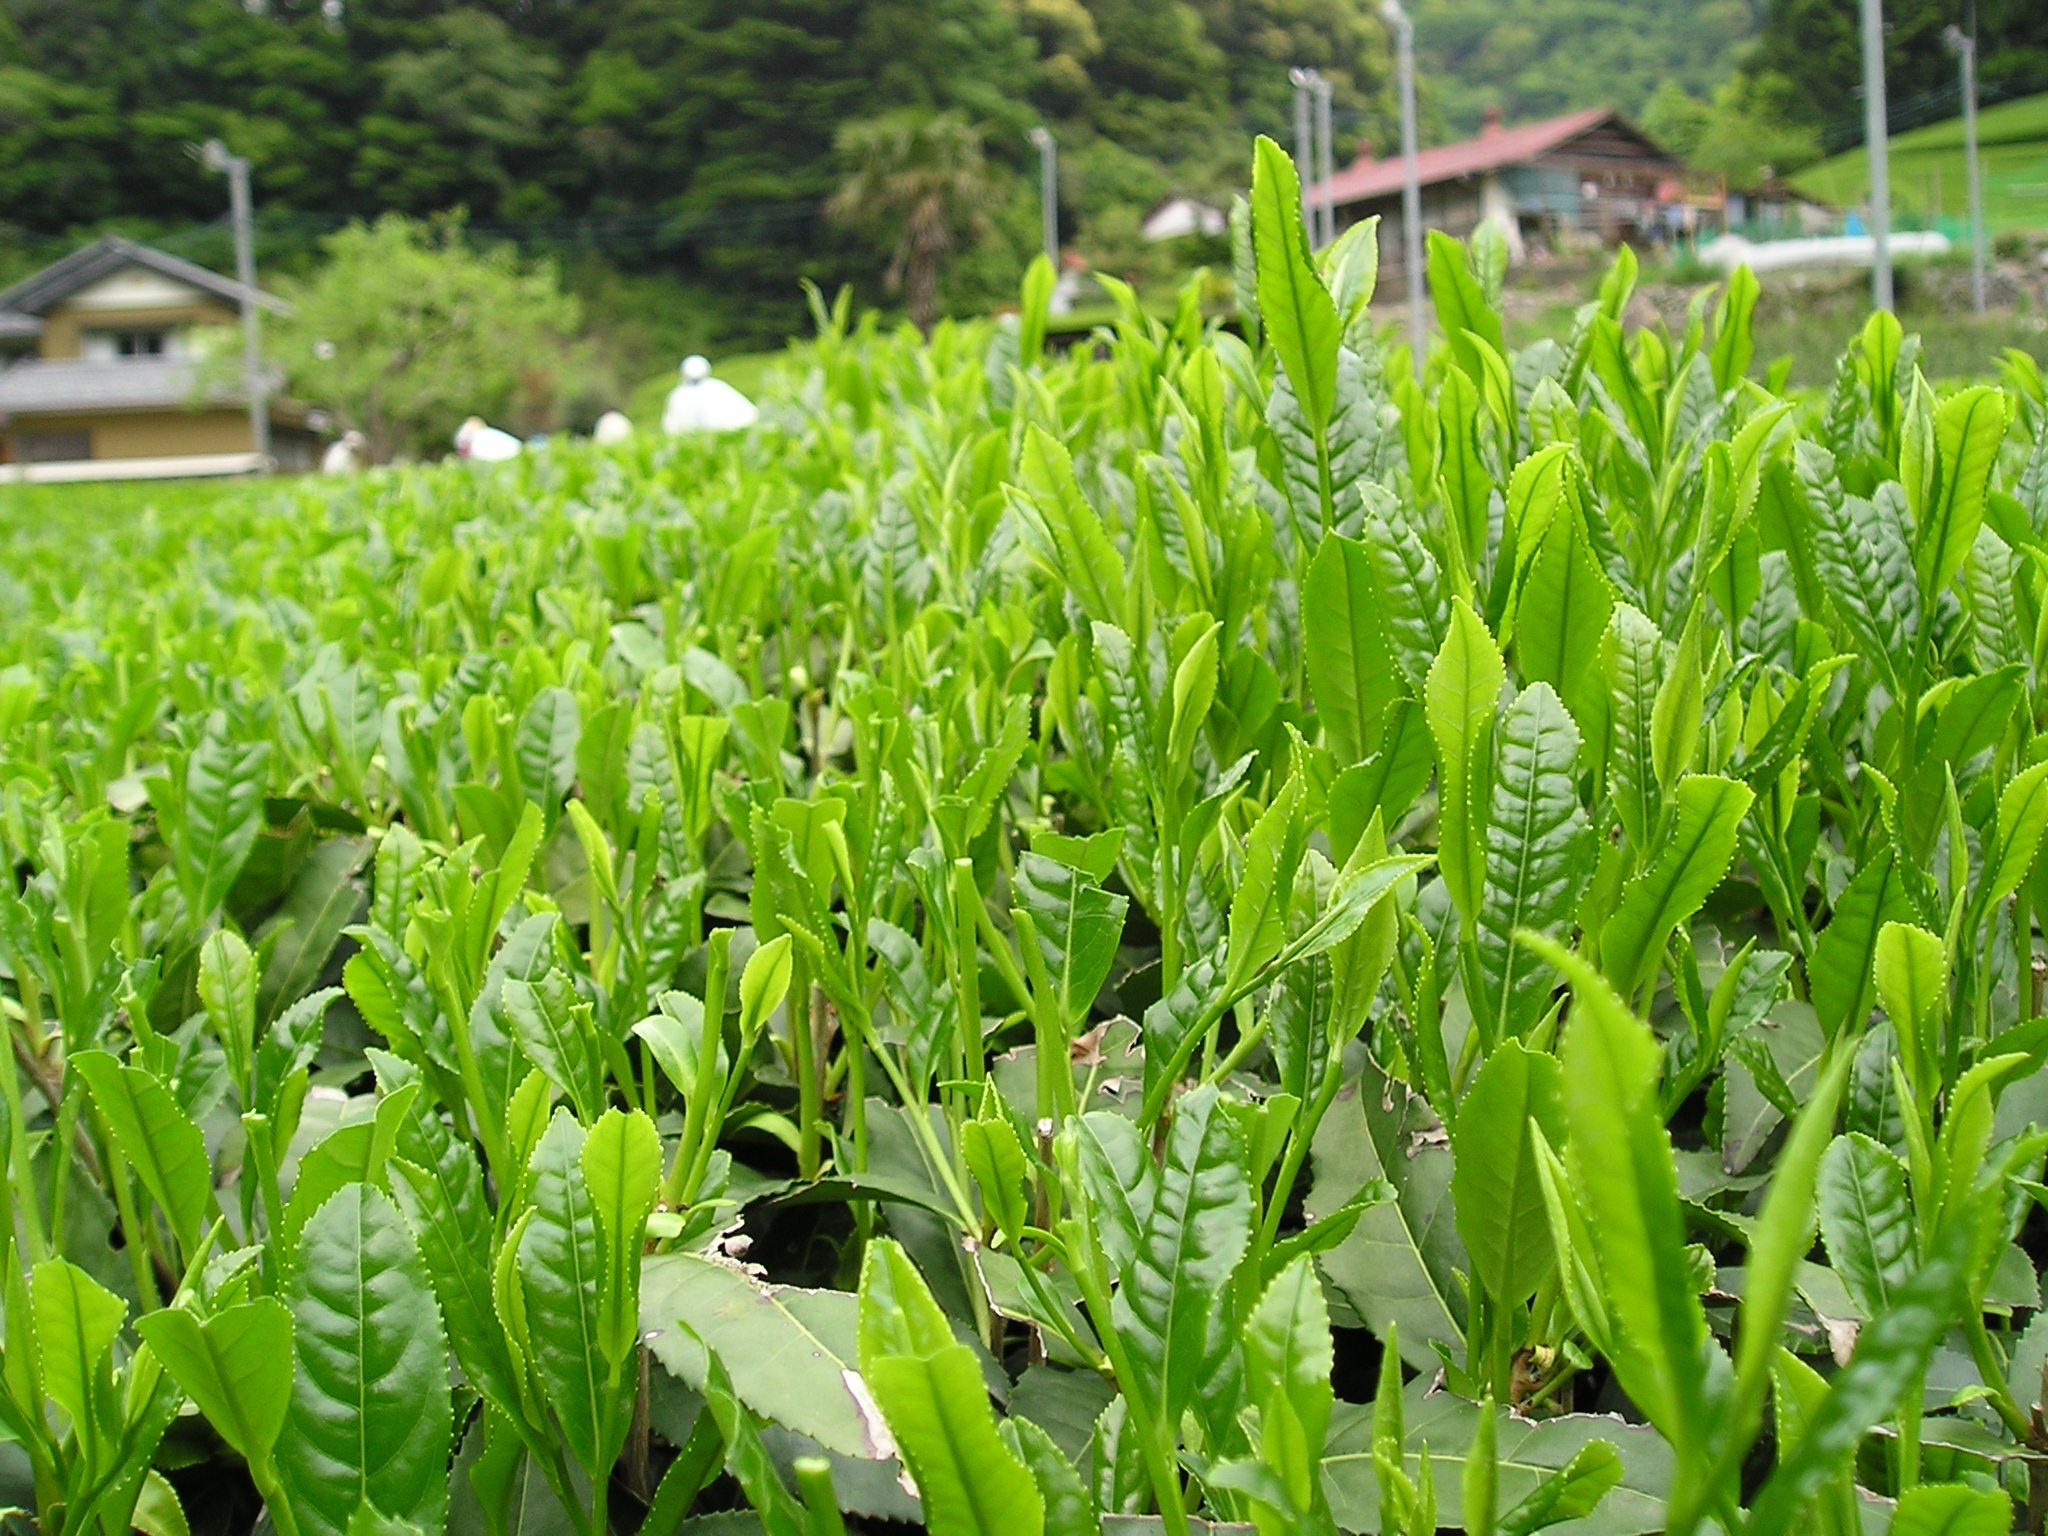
[1944,24,1987,314]
[1381,0,1426,375]
[1314,71,1337,247]
[1859,0,1894,312]
[1290,68,1316,236]
[201,139,269,466]
[1028,126,1058,265]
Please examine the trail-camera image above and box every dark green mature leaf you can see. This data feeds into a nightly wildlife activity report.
[1074,1112,1155,1278]
[388,1135,521,1418]
[499,972,603,1126]
[1816,1133,1915,1318]
[1310,1063,1466,1370]
[256,837,368,1024]
[640,1253,877,1461]
[1472,684,1592,1046]
[1112,1085,1252,1426]
[689,1334,808,1536]
[1323,1391,1668,1534]
[276,1185,451,1536]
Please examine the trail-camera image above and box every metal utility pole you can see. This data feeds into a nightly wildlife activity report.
[1314,71,1337,247]
[1859,0,1894,312]
[1944,24,1987,313]
[1290,68,1316,235]
[1381,0,1426,374]
[200,139,269,465]
[1028,126,1058,265]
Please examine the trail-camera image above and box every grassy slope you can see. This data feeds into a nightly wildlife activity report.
[1793,92,2048,236]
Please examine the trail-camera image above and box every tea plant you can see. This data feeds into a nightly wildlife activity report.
[0,137,2046,1535]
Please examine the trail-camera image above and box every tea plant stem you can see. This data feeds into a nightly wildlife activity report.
[0,1022,46,1260]
[1963,1313,2031,1439]
[100,1135,156,1306]
[790,953,821,1181]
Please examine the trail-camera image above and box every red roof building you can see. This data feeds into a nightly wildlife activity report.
[1310,107,1705,281]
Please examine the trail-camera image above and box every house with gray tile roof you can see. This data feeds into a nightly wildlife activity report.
[0,236,315,481]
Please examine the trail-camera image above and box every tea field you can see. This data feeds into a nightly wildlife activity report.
[3,140,2048,1536]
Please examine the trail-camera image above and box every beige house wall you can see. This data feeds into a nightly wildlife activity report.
[39,300,239,360]
[6,409,255,459]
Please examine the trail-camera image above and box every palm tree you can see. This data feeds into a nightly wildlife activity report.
[828,111,995,335]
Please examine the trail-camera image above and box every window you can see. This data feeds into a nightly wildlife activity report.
[81,329,173,361]
[15,430,91,463]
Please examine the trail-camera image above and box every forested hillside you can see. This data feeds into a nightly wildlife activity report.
[4,0,2043,349]
[1407,0,1761,137]
[0,0,1394,337]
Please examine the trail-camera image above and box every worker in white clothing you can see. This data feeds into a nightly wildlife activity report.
[320,430,366,474]
[455,417,522,461]
[663,356,758,434]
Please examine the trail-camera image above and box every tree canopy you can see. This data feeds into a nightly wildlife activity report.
[0,0,1396,338]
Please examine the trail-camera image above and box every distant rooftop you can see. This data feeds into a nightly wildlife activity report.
[0,235,288,319]
[1311,107,1666,206]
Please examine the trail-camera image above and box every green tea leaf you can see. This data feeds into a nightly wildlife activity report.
[276,1185,451,1536]
[1251,136,1338,437]
[859,1239,1044,1536]
[1471,684,1592,1046]
[1452,1041,1567,1308]
[136,1300,295,1466]
[1305,534,1399,766]
[73,1050,213,1258]
[1600,775,1754,1002]
[1425,598,1506,929]
[1816,1133,1916,1318]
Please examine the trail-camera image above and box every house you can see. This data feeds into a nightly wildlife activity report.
[1141,197,1228,244]
[0,236,315,482]
[1310,107,1706,283]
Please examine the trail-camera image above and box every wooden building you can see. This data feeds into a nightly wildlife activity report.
[1311,107,1706,283]
[0,237,315,482]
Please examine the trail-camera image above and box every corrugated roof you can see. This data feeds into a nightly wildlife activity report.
[0,236,289,318]
[0,357,242,414]
[1312,108,1668,207]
